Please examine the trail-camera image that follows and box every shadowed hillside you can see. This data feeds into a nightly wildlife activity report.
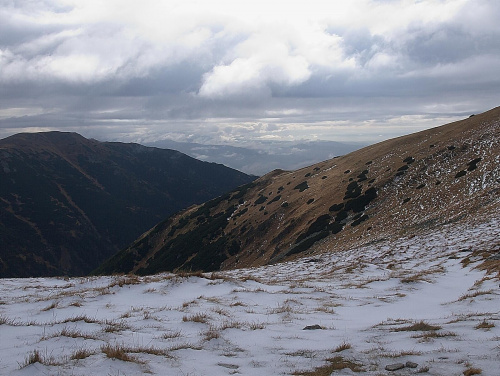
[97,107,499,275]
[0,132,255,277]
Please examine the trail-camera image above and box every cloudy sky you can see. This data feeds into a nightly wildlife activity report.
[0,0,499,146]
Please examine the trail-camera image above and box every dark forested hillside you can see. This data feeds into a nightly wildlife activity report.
[0,132,255,277]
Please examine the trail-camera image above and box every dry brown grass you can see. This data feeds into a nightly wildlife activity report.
[463,367,482,376]
[249,321,266,330]
[101,343,170,362]
[19,349,62,368]
[458,290,494,301]
[104,320,130,333]
[334,341,351,352]
[41,301,59,311]
[203,325,221,341]
[474,320,495,330]
[62,315,100,324]
[19,350,43,368]
[218,320,243,330]
[109,275,141,288]
[412,331,457,342]
[101,344,138,362]
[70,348,95,360]
[161,330,182,339]
[0,315,16,325]
[182,313,209,324]
[42,326,97,340]
[393,320,441,332]
[293,356,363,375]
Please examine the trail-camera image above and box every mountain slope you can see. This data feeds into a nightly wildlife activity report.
[146,139,363,175]
[97,106,500,276]
[0,132,255,277]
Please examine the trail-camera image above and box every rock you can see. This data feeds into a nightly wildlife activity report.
[406,361,418,368]
[305,258,322,263]
[385,363,405,371]
[217,363,239,369]
[303,324,323,330]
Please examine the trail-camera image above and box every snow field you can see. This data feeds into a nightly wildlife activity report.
[0,215,499,376]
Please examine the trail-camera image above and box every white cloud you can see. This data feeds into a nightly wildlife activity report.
[0,0,498,145]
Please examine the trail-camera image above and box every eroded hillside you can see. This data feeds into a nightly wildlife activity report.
[98,107,500,275]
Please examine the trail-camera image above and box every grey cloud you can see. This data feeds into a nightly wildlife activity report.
[0,0,498,149]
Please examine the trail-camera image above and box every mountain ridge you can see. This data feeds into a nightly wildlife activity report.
[0,132,255,277]
[96,106,500,275]
[145,138,363,175]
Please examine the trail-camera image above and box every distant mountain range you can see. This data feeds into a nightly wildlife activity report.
[97,107,500,276]
[145,139,363,175]
[0,132,255,277]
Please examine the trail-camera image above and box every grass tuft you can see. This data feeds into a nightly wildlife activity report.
[464,368,482,376]
[41,301,58,311]
[101,342,172,359]
[334,341,351,352]
[474,320,495,330]
[70,348,95,360]
[458,290,494,301]
[293,355,362,375]
[412,331,457,342]
[20,350,43,368]
[182,313,209,324]
[393,320,441,332]
[19,349,61,368]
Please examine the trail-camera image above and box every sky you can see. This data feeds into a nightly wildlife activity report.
[0,0,499,146]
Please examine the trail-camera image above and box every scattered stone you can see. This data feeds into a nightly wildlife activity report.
[303,324,323,330]
[406,361,418,368]
[385,363,405,371]
[218,363,239,369]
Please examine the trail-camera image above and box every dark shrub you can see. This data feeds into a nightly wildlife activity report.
[294,181,309,192]
[329,203,344,212]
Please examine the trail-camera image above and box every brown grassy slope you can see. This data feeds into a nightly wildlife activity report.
[100,106,499,275]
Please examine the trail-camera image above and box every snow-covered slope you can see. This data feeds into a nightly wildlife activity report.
[1,210,498,375]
